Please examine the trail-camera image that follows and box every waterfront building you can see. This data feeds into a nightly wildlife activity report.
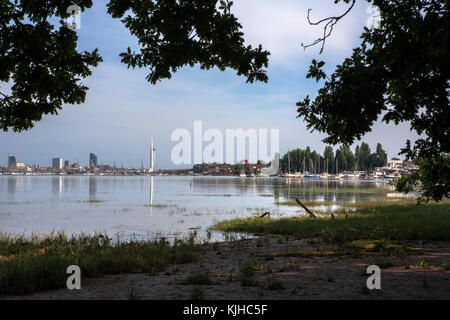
[89,153,98,168]
[15,162,25,169]
[52,158,63,170]
[64,160,71,169]
[7,155,16,169]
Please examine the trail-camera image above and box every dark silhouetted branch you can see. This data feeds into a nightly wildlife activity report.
[301,0,356,54]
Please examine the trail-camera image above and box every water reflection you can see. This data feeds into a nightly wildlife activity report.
[190,177,392,204]
[89,176,97,199]
[7,176,16,200]
[149,176,154,215]
[51,176,62,197]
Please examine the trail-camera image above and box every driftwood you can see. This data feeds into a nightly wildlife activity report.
[295,198,316,218]
[259,212,271,218]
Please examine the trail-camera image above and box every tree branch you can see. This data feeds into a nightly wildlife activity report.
[301,0,356,54]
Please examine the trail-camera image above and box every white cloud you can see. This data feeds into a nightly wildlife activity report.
[232,0,369,65]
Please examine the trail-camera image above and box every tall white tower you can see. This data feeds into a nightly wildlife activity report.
[149,136,155,173]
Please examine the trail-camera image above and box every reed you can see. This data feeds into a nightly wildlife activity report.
[0,233,199,296]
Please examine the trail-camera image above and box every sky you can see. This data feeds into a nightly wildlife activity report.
[0,0,419,169]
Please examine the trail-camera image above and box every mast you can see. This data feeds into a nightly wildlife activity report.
[288,150,290,174]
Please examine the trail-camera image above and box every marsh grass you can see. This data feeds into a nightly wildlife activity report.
[416,259,431,269]
[77,199,105,203]
[184,269,212,285]
[144,204,170,208]
[275,198,418,208]
[277,187,394,195]
[0,233,200,296]
[127,288,141,300]
[212,202,450,243]
[190,287,205,300]
[239,262,257,286]
[265,279,285,291]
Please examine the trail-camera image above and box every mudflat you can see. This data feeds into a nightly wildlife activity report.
[4,237,449,300]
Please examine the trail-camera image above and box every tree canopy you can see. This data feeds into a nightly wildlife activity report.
[280,142,387,173]
[296,0,449,202]
[107,0,269,85]
[0,0,269,132]
[0,0,102,132]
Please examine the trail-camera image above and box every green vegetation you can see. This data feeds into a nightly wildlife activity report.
[144,203,170,208]
[265,279,285,291]
[0,233,199,296]
[190,287,205,300]
[275,187,394,196]
[441,260,450,271]
[297,1,449,202]
[127,288,141,300]
[184,269,212,285]
[276,198,415,209]
[280,142,387,174]
[1,1,268,132]
[239,262,257,286]
[77,199,105,203]
[212,202,450,243]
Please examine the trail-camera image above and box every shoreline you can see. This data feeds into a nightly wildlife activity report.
[3,236,449,300]
[1,202,449,299]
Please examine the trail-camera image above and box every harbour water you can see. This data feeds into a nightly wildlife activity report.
[0,175,397,240]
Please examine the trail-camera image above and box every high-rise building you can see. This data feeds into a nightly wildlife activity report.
[64,160,71,169]
[71,163,80,169]
[89,153,98,168]
[7,155,16,169]
[52,158,63,170]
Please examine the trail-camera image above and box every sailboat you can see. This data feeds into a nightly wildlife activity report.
[293,157,305,178]
[330,158,342,179]
[305,158,318,178]
[283,150,296,178]
[319,158,329,179]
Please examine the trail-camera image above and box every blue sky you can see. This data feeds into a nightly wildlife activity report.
[0,0,418,168]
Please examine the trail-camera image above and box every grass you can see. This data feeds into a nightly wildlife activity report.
[275,198,418,208]
[184,269,212,285]
[144,204,169,208]
[77,199,105,203]
[275,187,394,195]
[0,233,200,296]
[265,279,285,291]
[190,287,205,300]
[127,288,141,300]
[212,202,450,243]
[239,262,257,286]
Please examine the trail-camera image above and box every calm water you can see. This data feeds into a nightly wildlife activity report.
[0,176,395,240]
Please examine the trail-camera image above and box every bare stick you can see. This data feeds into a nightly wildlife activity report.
[259,212,271,218]
[295,198,316,218]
